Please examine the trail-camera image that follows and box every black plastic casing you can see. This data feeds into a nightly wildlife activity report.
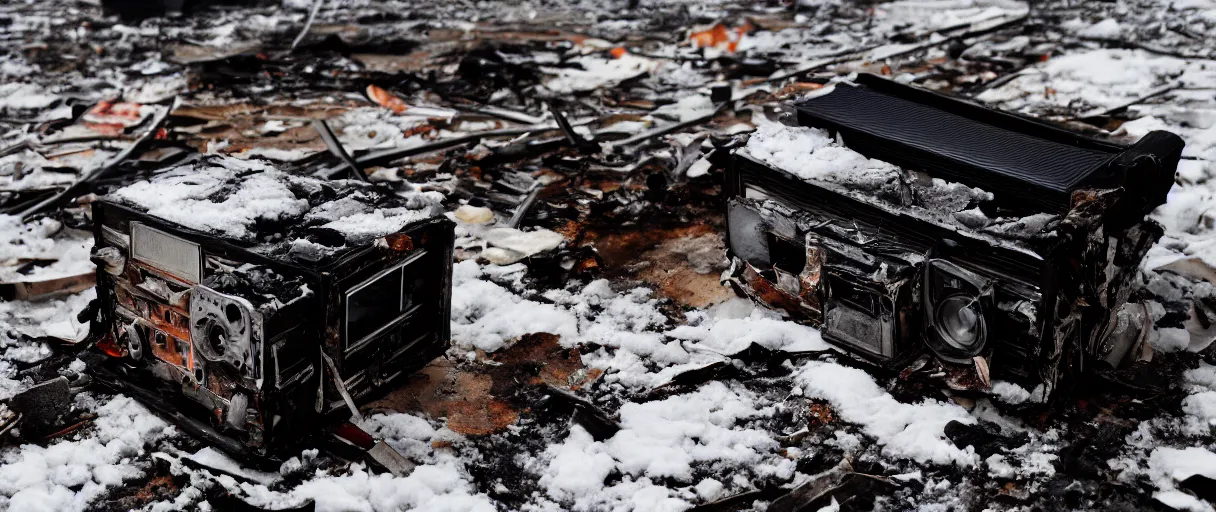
[88,199,453,465]
[726,75,1181,392]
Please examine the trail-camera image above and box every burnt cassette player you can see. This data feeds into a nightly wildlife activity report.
[84,156,454,461]
[725,74,1184,395]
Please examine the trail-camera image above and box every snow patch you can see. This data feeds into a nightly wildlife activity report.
[537,382,790,510]
[0,395,174,512]
[794,361,979,466]
[449,260,578,352]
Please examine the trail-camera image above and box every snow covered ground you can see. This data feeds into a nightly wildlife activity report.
[1,0,1215,510]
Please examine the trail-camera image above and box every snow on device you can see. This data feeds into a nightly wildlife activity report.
[725,74,1184,395]
[83,156,454,462]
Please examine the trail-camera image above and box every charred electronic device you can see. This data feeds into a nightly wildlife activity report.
[85,157,454,461]
[726,74,1184,394]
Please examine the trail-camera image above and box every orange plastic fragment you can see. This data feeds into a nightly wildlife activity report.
[690,30,714,48]
[88,100,144,122]
[82,99,147,136]
[789,82,825,92]
[690,22,746,52]
[690,23,731,48]
[366,84,409,114]
[97,334,122,358]
[610,46,627,59]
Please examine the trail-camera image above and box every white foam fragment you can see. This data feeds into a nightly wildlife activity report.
[0,216,94,283]
[0,83,58,110]
[481,228,565,256]
[667,308,830,354]
[238,147,316,162]
[1075,18,1122,38]
[1147,447,1216,512]
[652,95,715,122]
[990,381,1031,405]
[333,107,433,151]
[188,447,280,486]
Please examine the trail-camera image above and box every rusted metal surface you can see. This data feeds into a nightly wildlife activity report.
[735,262,819,323]
[726,119,1175,391]
[84,175,455,462]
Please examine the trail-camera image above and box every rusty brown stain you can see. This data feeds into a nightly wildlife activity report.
[588,224,716,269]
[383,233,414,252]
[491,332,591,389]
[552,219,583,241]
[635,235,733,309]
[805,400,836,428]
[134,475,178,502]
[445,399,520,437]
[363,332,598,436]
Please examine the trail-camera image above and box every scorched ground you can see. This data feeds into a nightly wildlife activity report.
[1,0,1216,511]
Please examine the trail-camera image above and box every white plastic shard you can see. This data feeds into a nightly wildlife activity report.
[481,227,564,258]
[453,205,495,225]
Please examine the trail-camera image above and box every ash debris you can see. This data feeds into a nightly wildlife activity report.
[0,0,1214,511]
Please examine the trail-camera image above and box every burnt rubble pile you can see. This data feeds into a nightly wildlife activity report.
[0,0,1215,511]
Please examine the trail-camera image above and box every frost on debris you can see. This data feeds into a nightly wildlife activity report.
[1109,363,1216,509]
[111,160,310,241]
[108,155,444,260]
[744,120,903,196]
[742,120,1053,247]
[976,49,1205,112]
[541,54,658,94]
[1147,448,1216,512]
[449,260,578,353]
